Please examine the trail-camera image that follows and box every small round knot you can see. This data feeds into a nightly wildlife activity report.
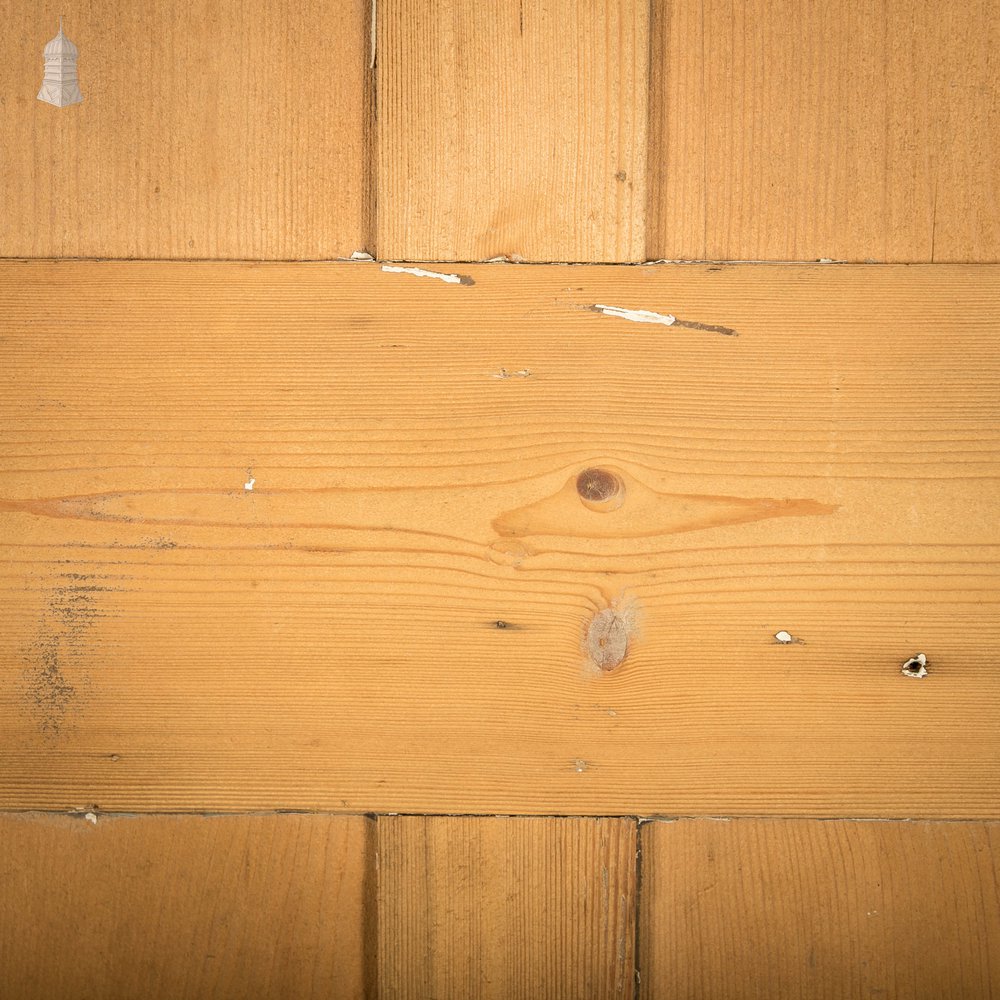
[576,467,624,510]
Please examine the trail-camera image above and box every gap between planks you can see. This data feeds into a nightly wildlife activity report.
[3,809,997,825]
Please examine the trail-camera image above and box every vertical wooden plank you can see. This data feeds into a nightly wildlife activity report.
[0,0,370,259]
[378,816,637,998]
[377,0,648,262]
[648,0,1000,263]
[639,818,1000,999]
[0,813,373,1000]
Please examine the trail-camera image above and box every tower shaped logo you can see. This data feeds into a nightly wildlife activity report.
[38,18,83,108]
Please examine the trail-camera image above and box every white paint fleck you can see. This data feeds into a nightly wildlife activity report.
[84,812,97,825]
[590,304,676,326]
[244,476,255,491]
[574,758,589,773]
[491,368,532,379]
[901,652,928,678]
[350,250,374,261]
[483,254,527,263]
[381,264,469,285]
[867,909,878,917]
[774,629,805,645]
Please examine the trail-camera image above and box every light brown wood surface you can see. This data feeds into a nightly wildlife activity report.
[0,1,370,260]
[639,818,1000,999]
[5,2,997,265]
[1,261,998,815]
[376,0,648,263]
[378,815,636,999]
[0,812,372,1000]
[648,0,1000,264]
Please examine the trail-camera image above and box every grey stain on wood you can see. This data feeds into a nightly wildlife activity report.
[587,608,630,671]
[22,573,119,737]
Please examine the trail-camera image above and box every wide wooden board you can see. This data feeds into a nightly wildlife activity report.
[0,812,372,1000]
[376,0,647,262]
[1,261,998,815]
[639,818,1000,999]
[648,0,1000,263]
[0,1,371,259]
[377,815,636,999]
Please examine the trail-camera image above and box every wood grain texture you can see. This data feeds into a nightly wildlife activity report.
[639,818,1000,999]
[0,1,370,260]
[0,812,372,1000]
[377,0,648,262]
[648,0,1000,263]
[378,816,636,999]
[1,260,999,816]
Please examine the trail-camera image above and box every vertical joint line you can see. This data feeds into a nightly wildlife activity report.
[633,817,644,995]
[644,0,657,262]
[364,0,379,258]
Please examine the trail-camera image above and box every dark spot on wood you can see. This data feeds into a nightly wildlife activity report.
[23,638,77,736]
[615,170,627,182]
[576,467,622,504]
[901,654,928,677]
[145,537,177,548]
[672,317,739,336]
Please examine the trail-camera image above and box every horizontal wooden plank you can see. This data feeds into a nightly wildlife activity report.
[0,812,372,1000]
[639,818,1000,999]
[648,0,1000,263]
[378,816,637,999]
[0,261,998,815]
[0,1,370,259]
[377,0,648,262]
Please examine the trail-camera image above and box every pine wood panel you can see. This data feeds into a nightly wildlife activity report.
[648,0,1000,263]
[639,818,1000,999]
[0,812,372,1000]
[376,0,648,262]
[378,816,636,999]
[0,1,370,260]
[1,260,999,816]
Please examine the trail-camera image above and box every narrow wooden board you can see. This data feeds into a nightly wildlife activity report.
[648,0,1000,263]
[1,261,998,816]
[639,818,1000,999]
[0,1,371,259]
[0,812,372,1000]
[376,0,648,262]
[378,816,636,999]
